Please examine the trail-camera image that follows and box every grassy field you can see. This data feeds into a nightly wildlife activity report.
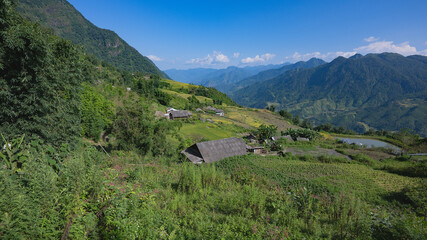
[160,78,299,142]
[161,89,213,104]
[178,107,299,142]
[180,122,238,141]
[224,106,297,132]
[216,154,426,206]
[163,79,195,90]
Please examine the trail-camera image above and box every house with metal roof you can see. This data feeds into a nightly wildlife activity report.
[181,137,247,164]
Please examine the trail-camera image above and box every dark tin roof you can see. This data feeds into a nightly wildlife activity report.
[181,137,247,163]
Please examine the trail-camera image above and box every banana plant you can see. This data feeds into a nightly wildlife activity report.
[0,133,26,172]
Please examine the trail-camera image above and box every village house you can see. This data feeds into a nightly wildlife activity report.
[169,110,192,120]
[204,106,225,116]
[214,108,224,116]
[181,137,247,164]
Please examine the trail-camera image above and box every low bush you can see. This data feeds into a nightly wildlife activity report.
[350,153,376,166]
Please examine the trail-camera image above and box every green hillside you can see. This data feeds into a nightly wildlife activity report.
[233,53,427,135]
[152,79,297,141]
[16,0,165,76]
[1,1,426,239]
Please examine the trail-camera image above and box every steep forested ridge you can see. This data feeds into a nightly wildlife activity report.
[233,53,427,135]
[229,58,326,93]
[16,0,166,76]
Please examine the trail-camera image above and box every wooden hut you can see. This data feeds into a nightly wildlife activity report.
[181,137,247,164]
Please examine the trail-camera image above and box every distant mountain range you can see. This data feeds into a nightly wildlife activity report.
[232,53,427,135]
[165,64,288,92]
[17,0,166,76]
[164,68,219,84]
[165,59,326,94]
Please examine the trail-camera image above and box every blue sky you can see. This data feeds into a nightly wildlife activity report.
[68,0,427,70]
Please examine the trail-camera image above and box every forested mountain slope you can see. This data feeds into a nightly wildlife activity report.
[233,53,427,135]
[16,0,165,76]
[229,58,326,93]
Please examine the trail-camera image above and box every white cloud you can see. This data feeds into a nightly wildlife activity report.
[262,53,276,60]
[364,36,379,42]
[147,55,163,61]
[285,37,427,62]
[233,52,240,58]
[355,40,418,56]
[241,53,276,63]
[425,41,427,45]
[242,55,264,63]
[286,51,356,62]
[214,51,229,63]
[186,51,229,65]
[187,54,214,65]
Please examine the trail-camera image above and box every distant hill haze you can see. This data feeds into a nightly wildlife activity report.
[232,53,427,135]
[165,59,326,94]
[17,0,166,77]
[165,64,289,92]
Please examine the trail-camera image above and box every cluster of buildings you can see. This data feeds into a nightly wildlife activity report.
[155,106,225,121]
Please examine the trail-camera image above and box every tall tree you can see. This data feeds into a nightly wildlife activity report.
[0,0,86,147]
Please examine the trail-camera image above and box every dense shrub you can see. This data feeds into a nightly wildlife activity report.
[350,153,376,166]
[0,138,105,239]
[112,98,181,156]
[0,2,91,147]
[382,160,427,178]
[80,83,115,141]
[283,128,321,141]
[254,124,277,142]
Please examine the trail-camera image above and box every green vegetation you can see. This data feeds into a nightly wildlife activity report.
[112,98,180,156]
[80,84,115,141]
[0,3,86,147]
[1,133,425,239]
[254,124,277,142]
[16,0,165,76]
[283,128,322,141]
[1,1,426,239]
